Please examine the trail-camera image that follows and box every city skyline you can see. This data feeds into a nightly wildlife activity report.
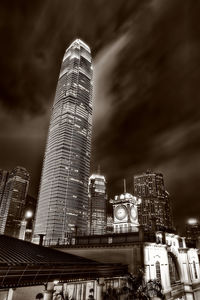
[0,1,200,233]
[33,39,93,243]
[0,2,200,299]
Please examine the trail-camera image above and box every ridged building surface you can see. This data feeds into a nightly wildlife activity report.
[88,174,107,235]
[0,166,29,237]
[33,39,93,243]
[134,171,173,232]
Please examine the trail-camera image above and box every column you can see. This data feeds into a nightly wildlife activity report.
[43,289,54,300]
[7,289,15,300]
[96,278,104,300]
[43,282,54,300]
[182,237,186,248]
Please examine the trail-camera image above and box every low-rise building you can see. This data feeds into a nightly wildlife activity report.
[54,230,200,300]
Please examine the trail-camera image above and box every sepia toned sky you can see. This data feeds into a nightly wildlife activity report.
[0,0,200,233]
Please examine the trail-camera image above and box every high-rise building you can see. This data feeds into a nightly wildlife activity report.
[185,218,200,247]
[0,166,29,237]
[19,194,37,241]
[0,169,9,233]
[134,171,173,232]
[0,169,9,206]
[33,39,93,244]
[88,174,107,235]
[106,215,114,233]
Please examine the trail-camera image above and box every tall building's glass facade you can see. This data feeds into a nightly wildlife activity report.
[0,169,9,234]
[0,166,29,237]
[33,39,93,244]
[134,171,173,232]
[88,174,107,235]
[0,169,9,207]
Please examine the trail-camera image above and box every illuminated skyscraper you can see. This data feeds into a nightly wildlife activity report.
[0,166,29,237]
[88,174,107,235]
[0,169,9,233]
[33,39,93,243]
[0,169,9,206]
[185,218,200,247]
[134,171,173,232]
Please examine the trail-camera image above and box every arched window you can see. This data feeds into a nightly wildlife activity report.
[193,261,198,279]
[168,253,180,284]
[155,261,161,281]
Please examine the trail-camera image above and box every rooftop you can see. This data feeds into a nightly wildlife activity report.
[0,235,128,289]
[66,38,91,52]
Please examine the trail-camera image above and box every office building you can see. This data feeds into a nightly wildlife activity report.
[0,166,29,237]
[0,169,9,234]
[0,169,9,206]
[18,195,37,241]
[134,171,173,232]
[88,174,107,235]
[106,215,114,233]
[33,39,93,243]
[185,218,200,247]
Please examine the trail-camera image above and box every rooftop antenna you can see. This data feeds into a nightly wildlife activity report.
[97,164,101,175]
[123,178,126,193]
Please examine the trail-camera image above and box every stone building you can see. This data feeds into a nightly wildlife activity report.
[54,230,200,300]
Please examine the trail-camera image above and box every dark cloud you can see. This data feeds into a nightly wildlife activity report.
[0,0,200,232]
[0,0,146,115]
[93,0,200,231]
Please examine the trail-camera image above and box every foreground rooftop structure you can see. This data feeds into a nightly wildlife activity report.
[0,235,128,290]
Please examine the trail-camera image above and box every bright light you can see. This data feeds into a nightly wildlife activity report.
[25,210,33,219]
[54,280,59,285]
[187,218,198,225]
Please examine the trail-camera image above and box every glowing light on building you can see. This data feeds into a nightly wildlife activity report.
[187,218,198,225]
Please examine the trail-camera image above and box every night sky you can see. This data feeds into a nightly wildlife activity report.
[0,0,200,233]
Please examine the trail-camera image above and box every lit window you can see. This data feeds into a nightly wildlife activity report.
[168,253,180,284]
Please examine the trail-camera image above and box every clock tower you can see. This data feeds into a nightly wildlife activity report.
[110,193,141,233]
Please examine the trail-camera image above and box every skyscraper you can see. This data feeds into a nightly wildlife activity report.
[0,169,9,234]
[0,166,29,237]
[134,171,173,232]
[0,169,9,206]
[88,174,107,235]
[33,39,93,244]
[185,218,200,247]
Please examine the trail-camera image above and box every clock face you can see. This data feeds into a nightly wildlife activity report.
[130,206,137,220]
[115,205,127,220]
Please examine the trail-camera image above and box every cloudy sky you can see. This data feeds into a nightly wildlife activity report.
[0,0,200,232]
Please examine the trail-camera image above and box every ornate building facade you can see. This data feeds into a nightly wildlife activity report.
[54,231,200,300]
[110,192,140,233]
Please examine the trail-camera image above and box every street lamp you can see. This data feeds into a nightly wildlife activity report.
[19,210,33,240]
[25,210,33,219]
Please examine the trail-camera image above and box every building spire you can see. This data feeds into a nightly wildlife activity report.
[97,164,101,175]
[123,179,126,193]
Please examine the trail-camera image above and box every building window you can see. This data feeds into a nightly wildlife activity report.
[168,253,180,284]
[155,261,161,281]
[193,261,198,279]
